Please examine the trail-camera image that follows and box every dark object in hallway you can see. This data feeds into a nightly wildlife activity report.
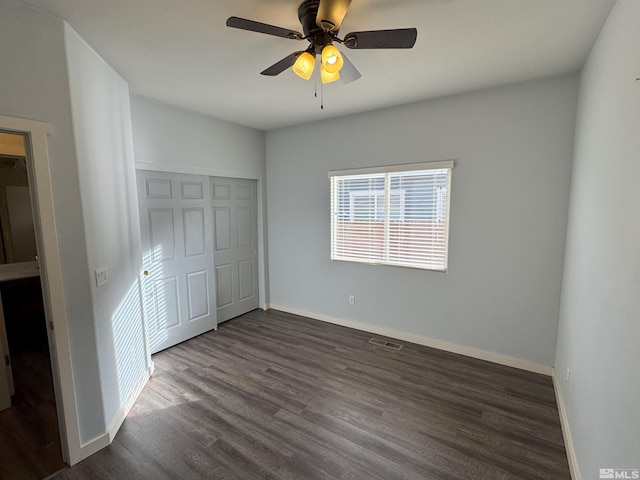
[53,309,570,479]
[0,277,48,354]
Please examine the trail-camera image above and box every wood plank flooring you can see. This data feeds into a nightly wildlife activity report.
[53,309,570,479]
[0,350,66,480]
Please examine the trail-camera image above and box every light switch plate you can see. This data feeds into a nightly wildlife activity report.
[95,267,108,287]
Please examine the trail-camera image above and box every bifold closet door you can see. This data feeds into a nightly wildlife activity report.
[137,171,217,353]
[211,177,259,323]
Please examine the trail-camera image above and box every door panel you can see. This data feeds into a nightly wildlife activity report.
[181,181,203,199]
[160,277,180,328]
[212,177,259,322]
[213,208,231,250]
[137,171,217,354]
[238,259,254,300]
[215,264,233,307]
[149,209,175,260]
[145,178,171,198]
[236,207,252,247]
[186,271,209,320]
[212,184,230,199]
[183,208,206,257]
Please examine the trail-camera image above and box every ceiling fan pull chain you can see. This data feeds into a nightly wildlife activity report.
[320,80,324,110]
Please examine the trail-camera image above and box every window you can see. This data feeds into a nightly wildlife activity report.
[349,189,405,221]
[329,161,453,271]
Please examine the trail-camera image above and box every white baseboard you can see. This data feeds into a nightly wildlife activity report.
[267,303,553,376]
[552,369,581,480]
[79,430,109,461]
[78,362,155,461]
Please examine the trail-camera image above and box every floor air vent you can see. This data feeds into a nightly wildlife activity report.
[369,338,403,350]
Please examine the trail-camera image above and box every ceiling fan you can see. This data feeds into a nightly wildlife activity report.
[226,0,417,84]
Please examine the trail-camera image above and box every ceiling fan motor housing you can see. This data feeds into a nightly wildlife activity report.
[298,0,336,53]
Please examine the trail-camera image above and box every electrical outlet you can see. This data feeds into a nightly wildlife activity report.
[565,368,570,384]
[349,295,355,305]
[95,267,109,287]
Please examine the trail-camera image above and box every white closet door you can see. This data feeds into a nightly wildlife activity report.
[211,177,259,323]
[137,171,217,354]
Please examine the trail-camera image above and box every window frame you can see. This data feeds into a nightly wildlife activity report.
[329,160,454,272]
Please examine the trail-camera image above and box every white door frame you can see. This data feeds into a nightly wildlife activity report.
[136,162,268,311]
[0,115,82,465]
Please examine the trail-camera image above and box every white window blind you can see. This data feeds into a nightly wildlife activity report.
[329,161,453,271]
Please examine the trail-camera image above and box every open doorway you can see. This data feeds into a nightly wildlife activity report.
[0,131,66,478]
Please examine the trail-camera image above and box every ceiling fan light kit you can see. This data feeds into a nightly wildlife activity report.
[293,51,316,80]
[320,66,340,84]
[321,44,343,74]
[292,44,343,83]
[226,0,417,85]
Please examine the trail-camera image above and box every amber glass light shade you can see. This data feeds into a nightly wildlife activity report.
[321,65,340,84]
[293,52,315,80]
[321,45,344,74]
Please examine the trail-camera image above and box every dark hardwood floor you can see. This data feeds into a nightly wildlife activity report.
[0,277,65,480]
[53,309,570,480]
[0,350,66,480]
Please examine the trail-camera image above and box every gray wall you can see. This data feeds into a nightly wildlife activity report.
[129,95,269,304]
[1,0,151,447]
[0,0,105,443]
[130,95,265,174]
[555,0,640,476]
[64,25,149,442]
[0,0,268,446]
[266,74,578,367]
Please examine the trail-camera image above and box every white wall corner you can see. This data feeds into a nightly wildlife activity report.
[78,362,154,462]
[267,304,553,376]
[552,369,581,480]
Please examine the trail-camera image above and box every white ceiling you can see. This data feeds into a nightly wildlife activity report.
[20,0,615,131]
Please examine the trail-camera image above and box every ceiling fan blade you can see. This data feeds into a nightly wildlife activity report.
[339,51,361,84]
[260,51,304,76]
[316,0,352,31]
[343,28,417,49]
[226,16,303,40]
